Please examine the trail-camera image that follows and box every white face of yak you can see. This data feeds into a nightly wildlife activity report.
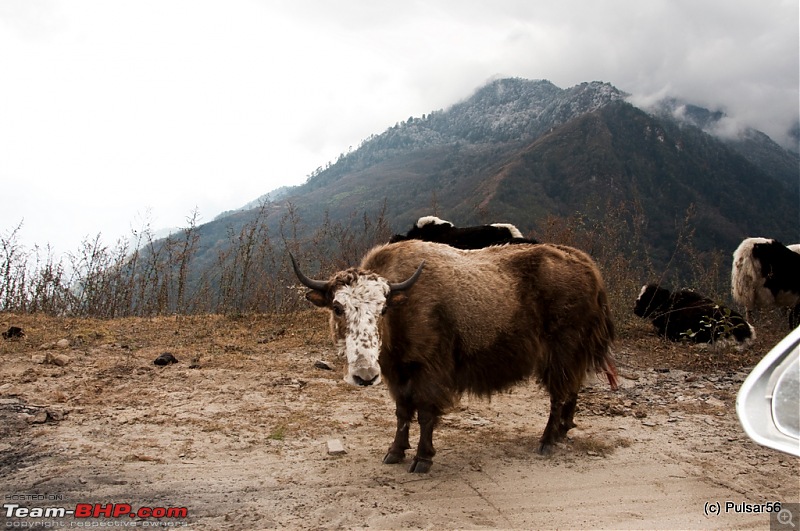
[330,275,390,387]
[291,254,423,387]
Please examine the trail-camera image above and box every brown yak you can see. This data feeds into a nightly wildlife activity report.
[292,239,618,473]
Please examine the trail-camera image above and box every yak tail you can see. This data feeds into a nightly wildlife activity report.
[602,356,619,391]
[595,289,619,391]
[592,348,619,391]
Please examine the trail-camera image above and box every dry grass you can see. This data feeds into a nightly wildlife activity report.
[0,310,330,356]
[2,307,789,392]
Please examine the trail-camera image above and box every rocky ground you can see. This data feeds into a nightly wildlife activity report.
[0,312,798,530]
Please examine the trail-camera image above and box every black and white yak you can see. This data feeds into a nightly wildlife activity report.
[634,284,755,347]
[388,215,537,249]
[732,238,800,328]
[291,239,618,473]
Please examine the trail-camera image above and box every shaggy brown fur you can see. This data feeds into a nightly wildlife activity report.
[297,239,618,473]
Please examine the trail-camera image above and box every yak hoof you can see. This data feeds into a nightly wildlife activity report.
[537,442,554,455]
[408,456,433,473]
[383,452,405,465]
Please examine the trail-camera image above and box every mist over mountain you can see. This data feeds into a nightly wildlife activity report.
[187,78,798,277]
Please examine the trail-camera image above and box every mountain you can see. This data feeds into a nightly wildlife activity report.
[213,185,295,221]
[478,101,797,263]
[648,98,799,190]
[172,78,799,289]
[302,79,628,191]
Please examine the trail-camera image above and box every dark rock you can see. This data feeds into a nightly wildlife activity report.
[154,353,179,366]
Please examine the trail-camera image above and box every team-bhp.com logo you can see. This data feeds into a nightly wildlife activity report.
[4,502,188,524]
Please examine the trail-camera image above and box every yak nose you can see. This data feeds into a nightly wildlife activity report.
[348,365,381,387]
[352,373,380,386]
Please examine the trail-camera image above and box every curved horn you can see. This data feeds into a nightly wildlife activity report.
[290,254,328,291]
[389,261,425,292]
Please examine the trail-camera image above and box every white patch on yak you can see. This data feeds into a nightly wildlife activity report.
[332,275,391,386]
[636,284,648,302]
[731,237,798,315]
[490,223,524,239]
[416,215,453,228]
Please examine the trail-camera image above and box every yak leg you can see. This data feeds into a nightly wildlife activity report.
[538,390,579,454]
[384,400,414,465]
[558,392,579,437]
[409,407,438,473]
[538,395,565,455]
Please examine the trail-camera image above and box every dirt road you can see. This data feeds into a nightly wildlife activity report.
[1,313,798,529]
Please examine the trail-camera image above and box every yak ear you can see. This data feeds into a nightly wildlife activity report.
[386,291,409,307]
[305,290,328,308]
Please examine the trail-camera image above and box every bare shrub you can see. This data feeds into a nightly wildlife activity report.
[0,198,730,325]
[536,201,650,330]
[0,221,28,312]
[215,201,281,315]
[308,200,393,272]
[535,201,713,332]
[26,244,71,315]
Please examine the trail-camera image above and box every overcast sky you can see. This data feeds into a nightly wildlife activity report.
[1,0,798,257]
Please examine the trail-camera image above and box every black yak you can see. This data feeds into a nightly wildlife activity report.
[634,284,754,346]
[389,215,536,249]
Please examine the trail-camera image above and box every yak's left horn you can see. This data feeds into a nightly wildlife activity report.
[388,261,425,292]
[290,254,328,291]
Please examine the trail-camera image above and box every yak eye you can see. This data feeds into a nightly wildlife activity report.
[381,305,388,315]
[333,303,344,317]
